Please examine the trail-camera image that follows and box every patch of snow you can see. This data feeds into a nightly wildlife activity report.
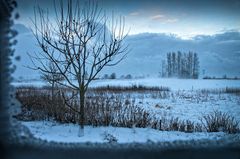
[22,121,226,143]
[90,78,240,91]
[134,91,240,122]
[12,78,240,91]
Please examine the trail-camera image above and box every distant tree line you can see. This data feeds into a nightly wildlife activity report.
[102,73,133,79]
[161,51,199,79]
[203,75,240,80]
[102,73,117,79]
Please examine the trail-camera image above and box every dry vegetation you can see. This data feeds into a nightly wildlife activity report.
[199,87,240,95]
[14,86,239,134]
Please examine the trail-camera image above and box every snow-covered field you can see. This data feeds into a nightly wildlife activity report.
[134,90,240,122]
[15,78,240,143]
[90,78,240,91]
[22,121,226,143]
[12,78,240,90]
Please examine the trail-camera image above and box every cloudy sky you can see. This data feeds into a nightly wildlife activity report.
[13,0,240,78]
[16,0,240,39]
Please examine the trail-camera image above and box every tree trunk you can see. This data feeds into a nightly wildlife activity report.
[78,85,85,137]
[51,82,54,118]
[51,82,54,102]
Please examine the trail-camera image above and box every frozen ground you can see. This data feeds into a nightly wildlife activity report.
[22,121,226,143]
[15,78,240,143]
[132,90,240,122]
[12,78,240,90]
[90,78,240,91]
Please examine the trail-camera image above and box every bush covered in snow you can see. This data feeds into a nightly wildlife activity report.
[201,111,239,134]
[102,132,118,143]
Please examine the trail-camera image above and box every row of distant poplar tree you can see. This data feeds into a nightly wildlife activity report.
[161,51,200,79]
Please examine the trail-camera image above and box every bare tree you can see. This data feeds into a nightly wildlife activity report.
[29,0,128,136]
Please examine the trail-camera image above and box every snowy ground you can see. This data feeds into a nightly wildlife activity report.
[90,78,240,91]
[15,78,240,143]
[132,90,240,122]
[22,121,226,143]
[12,78,240,90]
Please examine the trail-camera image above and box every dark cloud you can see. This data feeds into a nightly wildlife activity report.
[14,0,240,39]
[16,0,240,19]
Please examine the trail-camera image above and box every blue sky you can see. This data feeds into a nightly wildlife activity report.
[15,0,240,39]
